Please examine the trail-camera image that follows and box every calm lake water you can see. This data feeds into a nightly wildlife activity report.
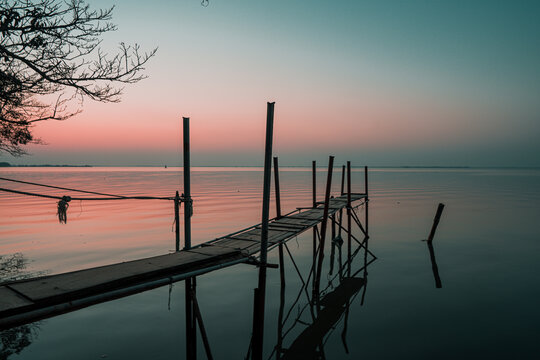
[1,166,539,359]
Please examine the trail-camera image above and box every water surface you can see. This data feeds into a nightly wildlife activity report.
[1,167,539,359]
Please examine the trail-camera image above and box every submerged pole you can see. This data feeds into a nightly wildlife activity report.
[183,117,192,250]
[252,101,275,360]
[175,191,180,251]
[273,157,282,219]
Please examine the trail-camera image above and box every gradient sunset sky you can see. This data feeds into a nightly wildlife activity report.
[4,0,540,167]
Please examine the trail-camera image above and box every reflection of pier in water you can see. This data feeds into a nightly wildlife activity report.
[183,211,374,360]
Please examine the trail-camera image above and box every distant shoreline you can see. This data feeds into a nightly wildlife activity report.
[0,163,92,168]
[2,163,539,170]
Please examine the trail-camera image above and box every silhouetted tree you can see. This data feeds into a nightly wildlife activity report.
[0,0,157,155]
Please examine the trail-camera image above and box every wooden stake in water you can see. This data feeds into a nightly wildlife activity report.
[428,203,445,243]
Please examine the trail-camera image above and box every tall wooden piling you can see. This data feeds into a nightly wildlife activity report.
[273,157,282,219]
[183,117,195,359]
[174,191,180,252]
[314,155,334,297]
[364,166,369,236]
[312,160,317,285]
[183,117,192,250]
[347,161,352,276]
[252,102,275,360]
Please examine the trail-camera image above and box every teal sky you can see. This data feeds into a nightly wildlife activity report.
[3,0,540,166]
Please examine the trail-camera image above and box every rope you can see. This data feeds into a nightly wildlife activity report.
[0,176,125,198]
[0,187,175,201]
[0,176,173,200]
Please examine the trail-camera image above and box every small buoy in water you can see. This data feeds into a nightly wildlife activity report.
[164,165,167,168]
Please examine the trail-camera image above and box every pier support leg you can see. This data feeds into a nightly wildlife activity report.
[314,155,334,300]
[273,157,282,219]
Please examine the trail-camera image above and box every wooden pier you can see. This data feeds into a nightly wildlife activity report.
[0,193,366,329]
[0,103,374,360]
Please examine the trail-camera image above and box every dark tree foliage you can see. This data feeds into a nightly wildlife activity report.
[0,0,157,155]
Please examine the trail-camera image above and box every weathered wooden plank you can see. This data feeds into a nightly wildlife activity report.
[273,217,319,227]
[231,228,295,243]
[266,223,306,232]
[9,251,219,302]
[326,199,348,209]
[0,287,33,313]
[187,245,239,257]
[288,208,324,220]
[214,238,259,251]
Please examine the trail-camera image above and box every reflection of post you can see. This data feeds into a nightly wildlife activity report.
[314,156,334,298]
[276,244,285,360]
[252,102,275,360]
[185,278,195,359]
[427,241,442,288]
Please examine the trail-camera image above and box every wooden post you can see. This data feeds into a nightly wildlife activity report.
[312,160,317,285]
[347,161,352,276]
[314,155,334,297]
[252,102,275,360]
[174,191,180,252]
[364,166,369,236]
[183,117,192,250]
[183,117,195,360]
[428,203,445,243]
[340,165,345,196]
[312,160,316,208]
[273,157,282,219]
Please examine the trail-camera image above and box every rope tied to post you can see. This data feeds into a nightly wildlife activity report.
[182,193,193,216]
[57,196,71,223]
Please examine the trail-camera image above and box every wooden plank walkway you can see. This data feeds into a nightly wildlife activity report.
[0,194,366,328]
